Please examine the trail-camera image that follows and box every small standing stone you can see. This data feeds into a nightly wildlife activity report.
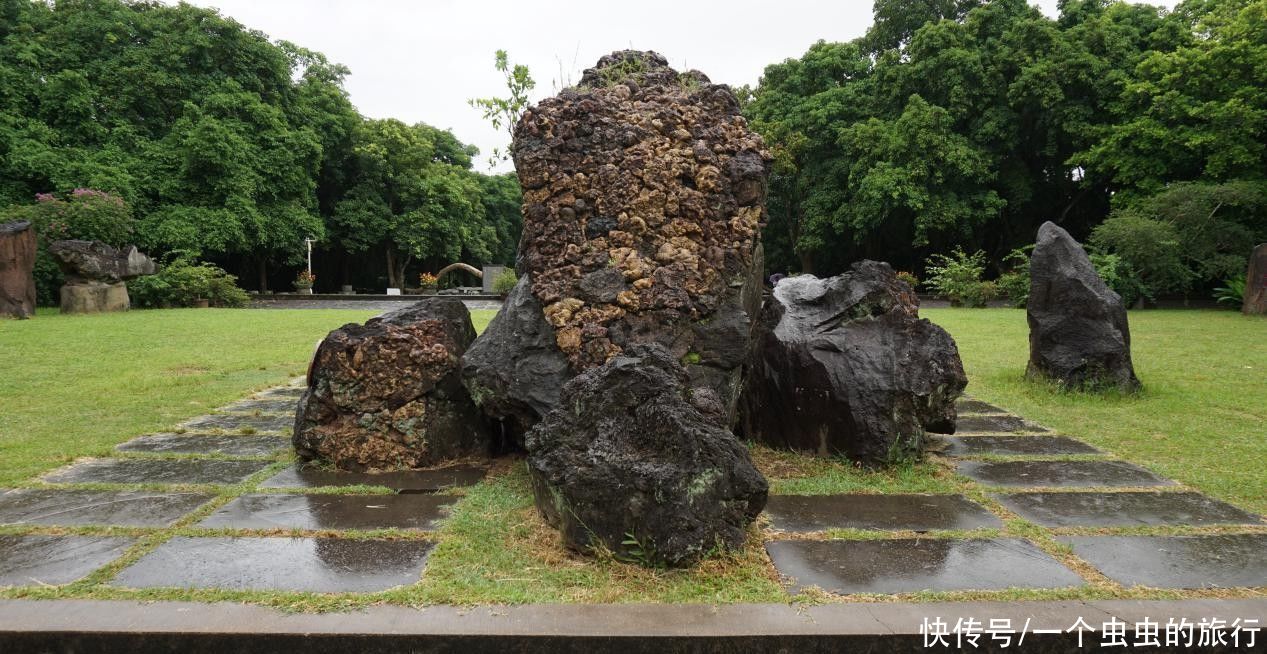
[0,221,36,319]
[1243,243,1267,315]
[1026,222,1141,392]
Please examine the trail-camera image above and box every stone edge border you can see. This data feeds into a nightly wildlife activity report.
[0,598,1262,653]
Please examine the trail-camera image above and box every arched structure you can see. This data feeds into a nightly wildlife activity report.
[435,262,483,284]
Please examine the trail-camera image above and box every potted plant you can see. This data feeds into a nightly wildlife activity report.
[418,272,438,294]
[295,270,316,295]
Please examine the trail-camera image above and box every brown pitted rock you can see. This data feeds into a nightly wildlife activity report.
[294,299,492,471]
[465,50,771,440]
[526,344,768,568]
[0,221,36,319]
[739,261,968,466]
[1027,221,1141,392]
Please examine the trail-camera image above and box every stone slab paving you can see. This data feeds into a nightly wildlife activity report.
[180,414,293,433]
[765,538,1084,594]
[254,387,305,400]
[764,494,1001,532]
[955,459,1175,488]
[1060,534,1267,589]
[0,535,133,586]
[0,489,214,527]
[939,435,1103,457]
[42,458,273,486]
[116,433,289,457]
[955,414,1049,434]
[198,494,455,531]
[995,491,1266,528]
[217,398,299,415]
[110,536,434,592]
[954,398,1009,414]
[260,463,487,492]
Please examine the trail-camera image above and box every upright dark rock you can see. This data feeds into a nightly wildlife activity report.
[0,222,36,319]
[739,261,967,465]
[1243,243,1267,315]
[1027,221,1141,392]
[49,240,155,314]
[526,344,768,567]
[464,50,771,441]
[294,299,492,471]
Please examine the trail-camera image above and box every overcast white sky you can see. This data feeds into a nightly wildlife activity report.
[180,0,1176,173]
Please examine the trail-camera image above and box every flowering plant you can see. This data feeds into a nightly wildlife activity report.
[295,270,317,286]
[418,272,438,288]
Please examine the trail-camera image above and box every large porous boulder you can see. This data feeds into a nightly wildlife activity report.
[0,221,37,319]
[739,261,968,465]
[464,50,771,442]
[49,240,155,314]
[526,344,768,567]
[294,299,493,471]
[1027,221,1141,392]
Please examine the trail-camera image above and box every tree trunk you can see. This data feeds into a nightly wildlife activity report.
[0,221,37,318]
[798,251,814,275]
[385,248,399,289]
[257,258,268,293]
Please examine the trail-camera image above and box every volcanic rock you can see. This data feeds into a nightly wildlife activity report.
[0,221,36,319]
[294,299,492,471]
[49,239,155,314]
[1243,243,1267,315]
[464,50,771,441]
[526,344,768,567]
[739,261,968,465]
[1026,222,1141,392]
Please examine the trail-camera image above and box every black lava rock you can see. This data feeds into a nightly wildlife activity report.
[1026,221,1141,392]
[526,344,768,567]
[739,261,968,465]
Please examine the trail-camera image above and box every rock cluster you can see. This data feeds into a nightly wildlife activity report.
[293,299,492,471]
[526,344,767,567]
[1026,222,1141,392]
[49,239,155,314]
[739,261,968,465]
[463,50,771,440]
[0,221,36,319]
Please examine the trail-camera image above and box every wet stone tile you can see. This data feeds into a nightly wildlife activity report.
[0,489,214,527]
[42,458,273,486]
[198,494,455,531]
[765,538,1083,594]
[0,534,133,586]
[259,463,487,492]
[938,435,1102,457]
[116,433,289,457]
[764,494,1001,532]
[955,398,1008,414]
[1061,534,1267,589]
[181,414,293,433]
[995,491,1265,528]
[955,460,1174,488]
[111,536,433,592]
[956,415,1049,434]
[255,387,306,400]
[218,399,299,415]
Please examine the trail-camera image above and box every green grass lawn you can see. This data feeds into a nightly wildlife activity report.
[925,308,1267,515]
[1,305,1263,607]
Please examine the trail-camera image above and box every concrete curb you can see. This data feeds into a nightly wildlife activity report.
[1,598,1262,653]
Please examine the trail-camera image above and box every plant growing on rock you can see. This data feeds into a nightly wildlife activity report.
[468,49,535,165]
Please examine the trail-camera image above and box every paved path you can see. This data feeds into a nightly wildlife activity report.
[250,298,503,312]
[0,385,1263,647]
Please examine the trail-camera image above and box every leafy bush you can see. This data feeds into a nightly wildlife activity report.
[492,268,518,295]
[923,248,995,307]
[995,246,1033,308]
[128,256,249,308]
[0,189,136,305]
[895,271,919,290]
[1214,276,1246,308]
